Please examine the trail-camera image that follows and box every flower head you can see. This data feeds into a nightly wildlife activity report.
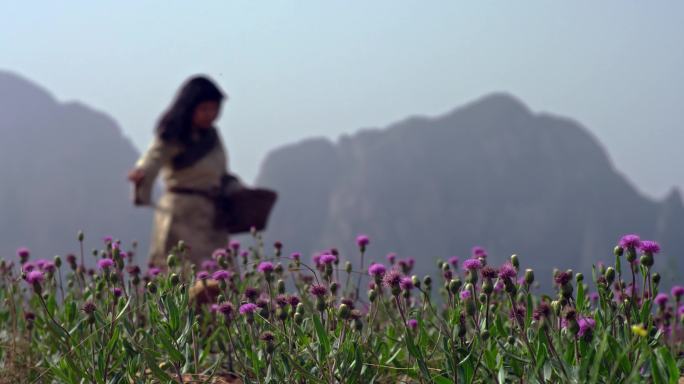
[212,269,231,281]
[578,317,596,337]
[356,234,370,248]
[554,271,572,286]
[406,319,418,330]
[112,287,123,298]
[218,302,234,318]
[448,256,459,268]
[97,258,114,270]
[459,290,472,300]
[22,262,36,273]
[319,253,337,265]
[147,267,161,277]
[258,261,274,273]
[619,234,641,249]
[471,246,487,258]
[26,270,44,285]
[386,253,397,264]
[196,271,210,280]
[498,262,517,279]
[239,303,258,315]
[399,277,414,291]
[382,269,402,288]
[17,247,30,261]
[481,266,497,279]
[309,284,328,297]
[368,263,386,277]
[655,293,669,306]
[671,285,684,299]
[202,260,218,271]
[290,252,301,261]
[639,240,660,255]
[463,258,482,271]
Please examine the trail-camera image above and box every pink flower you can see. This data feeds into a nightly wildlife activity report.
[97,258,114,270]
[639,240,660,255]
[258,262,274,273]
[239,303,258,315]
[26,270,45,285]
[463,258,482,271]
[356,234,370,248]
[319,253,337,265]
[212,270,231,281]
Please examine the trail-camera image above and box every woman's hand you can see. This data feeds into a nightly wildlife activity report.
[127,168,146,184]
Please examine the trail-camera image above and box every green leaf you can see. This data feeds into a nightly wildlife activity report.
[313,314,331,359]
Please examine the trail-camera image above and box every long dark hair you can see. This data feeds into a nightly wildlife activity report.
[156,75,226,143]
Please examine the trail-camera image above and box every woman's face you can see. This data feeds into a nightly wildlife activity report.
[192,101,221,129]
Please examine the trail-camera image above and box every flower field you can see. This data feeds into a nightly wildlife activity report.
[1,231,682,383]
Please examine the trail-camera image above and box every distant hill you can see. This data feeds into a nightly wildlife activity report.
[256,93,684,288]
[0,71,151,264]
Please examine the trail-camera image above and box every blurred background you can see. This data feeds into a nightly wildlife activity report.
[1,1,682,289]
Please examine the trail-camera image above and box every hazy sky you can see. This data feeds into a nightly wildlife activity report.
[2,1,682,199]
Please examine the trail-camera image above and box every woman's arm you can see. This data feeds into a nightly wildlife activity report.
[131,136,180,205]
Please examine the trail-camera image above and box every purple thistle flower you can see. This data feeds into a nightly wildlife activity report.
[103,236,113,245]
[578,317,596,337]
[17,247,30,261]
[639,240,660,255]
[212,269,231,281]
[678,305,684,316]
[448,256,459,268]
[655,293,668,306]
[22,262,36,273]
[498,262,517,279]
[471,246,487,258]
[463,258,482,271]
[212,249,227,260]
[97,258,114,270]
[459,290,472,300]
[382,269,402,288]
[671,285,684,299]
[407,319,418,330]
[239,303,258,315]
[481,266,498,279]
[319,253,337,265]
[210,304,220,313]
[112,287,123,297]
[399,277,414,291]
[196,271,210,280]
[554,271,572,286]
[288,295,301,307]
[356,234,370,248]
[244,287,260,301]
[147,267,161,277]
[386,253,397,264]
[619,234,641,249]
[368,263,386,277]
[494,280,504,293]
[312,254,322,267]
[26,270,45,285]
[589,292,599,302]
[229,240,240,251]
[218,302,234,317]
[41,261,56,273]
[202,260,218,271]
[258,261,274,274]
[290,252,301,261]
[310,284,328,297]
[35,259,49,269]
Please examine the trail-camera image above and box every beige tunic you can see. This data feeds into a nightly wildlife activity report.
[134,129,230,267]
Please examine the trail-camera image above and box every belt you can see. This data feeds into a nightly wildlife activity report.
[168,186,219,199]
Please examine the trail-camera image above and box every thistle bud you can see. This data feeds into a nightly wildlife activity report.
[449,279,462,294]
[167,254,178,268]
[575,273,584,283]
[338,303,351,319]
[510,254,519,269]
[78,230,84,242]
[53,255,62,268]
[147,281,157,294]
[423,275,432,287]
[652,272,661,285]
[524,269,534,285]
[170,273,180,285]
[277,279,286,294]
[345,261,352,273]
[368,289,377,302]
[613,245,623,257]
[640,254,653,268]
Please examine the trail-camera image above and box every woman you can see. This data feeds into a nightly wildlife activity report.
[128,75,241,268]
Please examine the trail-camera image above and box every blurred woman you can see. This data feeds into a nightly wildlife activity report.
[128,75,241,267]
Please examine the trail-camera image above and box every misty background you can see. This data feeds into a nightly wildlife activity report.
[1,2,683,289]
